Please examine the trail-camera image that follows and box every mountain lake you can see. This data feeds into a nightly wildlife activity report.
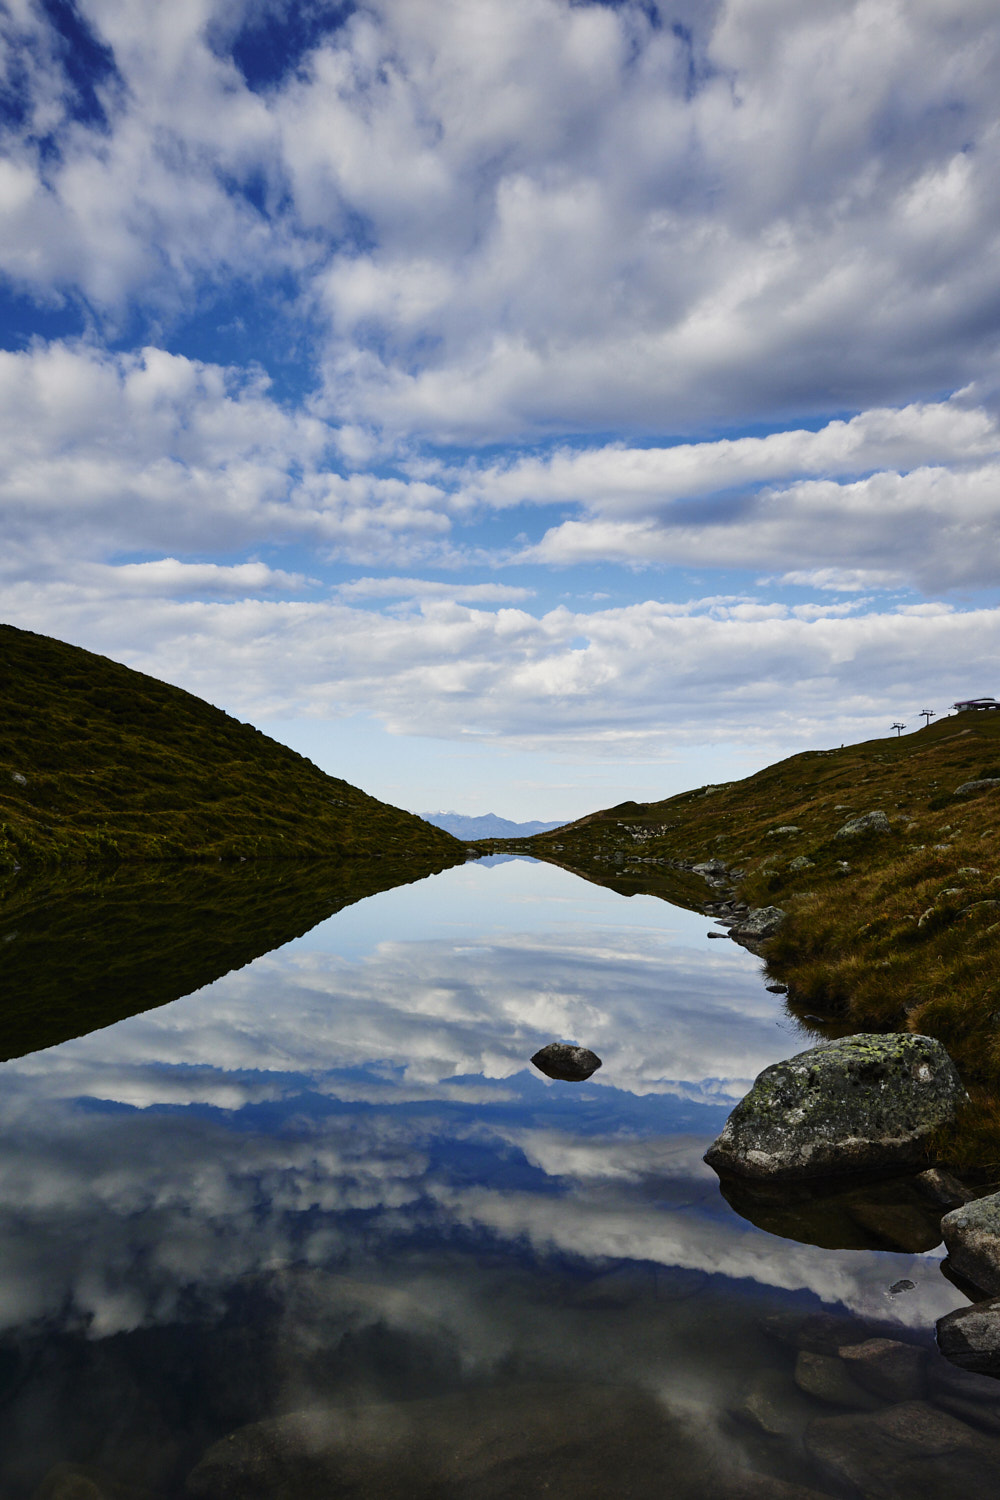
[0,853,992,1498]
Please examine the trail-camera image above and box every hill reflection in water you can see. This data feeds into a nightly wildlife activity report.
[0,857,983,1498]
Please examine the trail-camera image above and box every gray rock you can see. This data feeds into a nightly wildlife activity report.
[955,779,1000,795]
[806,1400,1000,1499]
[835,809,892,837]
[768,825,801,836]
[691,859,728,875]
[530,1042,602,1081]
[941,1192,1000,1295]
[704,1034,966,1182]
[730,906,786,940]
[788,855,815,871]
[838,1338,927,1402]
[793,1350,881,1409]
[937,1296,1000,1374]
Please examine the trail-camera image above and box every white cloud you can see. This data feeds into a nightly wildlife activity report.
[518,460,1000,591]
[3,583,998,753]
[2,2,1000,435]
[334,577,533,604]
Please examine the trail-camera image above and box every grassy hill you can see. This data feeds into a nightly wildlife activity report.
[0,624,461,869]
[479,714,1000,1167]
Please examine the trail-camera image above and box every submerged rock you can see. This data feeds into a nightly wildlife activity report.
[941,1192,1000,1296]
[937,1297,1000,1376]
[530,1042,602,1082]
[806,1401,1000,1499]
[839,1338,927,1402]
[704,1034,965,1182]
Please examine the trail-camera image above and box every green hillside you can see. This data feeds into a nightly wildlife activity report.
[479,714,1000,1167]
[0,624,461,869]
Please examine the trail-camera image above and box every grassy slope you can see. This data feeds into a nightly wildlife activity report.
[0,624,461,869]
[482,715,1000,1167]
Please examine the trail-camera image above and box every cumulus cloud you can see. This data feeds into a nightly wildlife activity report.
[3,581,998,752]
[2,1,1000,435]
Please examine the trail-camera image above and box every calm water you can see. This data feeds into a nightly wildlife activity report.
[0,856,990,1498]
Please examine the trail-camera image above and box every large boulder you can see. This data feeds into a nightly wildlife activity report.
[704,1034,965,1182]
[941,1192,1000,1296]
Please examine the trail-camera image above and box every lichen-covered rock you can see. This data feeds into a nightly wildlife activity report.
[530,1042,602,1081]
[730,906,786,940]
[941,1192,1000,1296]
[835,810,892,837]
[955,778,1000,796]
[704,1034,965,1182]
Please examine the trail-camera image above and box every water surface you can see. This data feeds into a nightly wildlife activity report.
[0,857,988,1497]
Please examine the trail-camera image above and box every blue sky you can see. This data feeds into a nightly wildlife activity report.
[3,0,1000,819]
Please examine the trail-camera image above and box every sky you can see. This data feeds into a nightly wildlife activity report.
[2,0,1000,820]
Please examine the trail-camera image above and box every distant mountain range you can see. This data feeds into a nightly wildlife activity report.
[421,811,567,839]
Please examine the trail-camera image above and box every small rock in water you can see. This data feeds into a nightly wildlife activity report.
[707,931,728,938]
[531,1042,602,1082]
[765,982,788,994]
[889,1278,916,1296]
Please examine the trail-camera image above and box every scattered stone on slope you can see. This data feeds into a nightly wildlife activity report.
[530,1042,602,1082]
[955,779,1000,795]
[703,1034,966,1182]
[941,1192,1000,1296]
[936,1297,1000,1376]
[835,809,892,837]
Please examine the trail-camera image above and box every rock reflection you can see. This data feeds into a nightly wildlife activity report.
[717,1169,968,1254]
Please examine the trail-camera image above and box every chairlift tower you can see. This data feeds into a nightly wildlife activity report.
[919,709,935,727]
[891,722,906,737]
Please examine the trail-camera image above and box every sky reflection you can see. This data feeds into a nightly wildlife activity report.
[0,858,966,1352]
